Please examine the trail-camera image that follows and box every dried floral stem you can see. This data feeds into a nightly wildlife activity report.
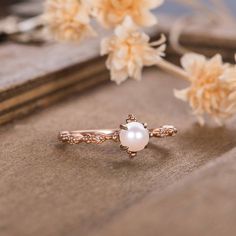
[156,59,189,81]
[169,15,192,55]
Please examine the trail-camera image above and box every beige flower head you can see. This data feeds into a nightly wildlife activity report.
[101,17,166,84]
[92,0,164,28]
[44,0,96,42]
[175,53,236,125]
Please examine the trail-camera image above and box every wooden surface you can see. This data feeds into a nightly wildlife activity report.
[1,70,236,236]
[0,38,108,125]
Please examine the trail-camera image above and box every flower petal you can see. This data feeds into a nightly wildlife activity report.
[174,88,189,101]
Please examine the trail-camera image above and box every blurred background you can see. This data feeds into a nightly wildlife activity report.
[160,0,236,15]
[0,0,235,125]
[0,0,235,17]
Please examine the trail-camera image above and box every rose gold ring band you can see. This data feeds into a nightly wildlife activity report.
[58,114,177,158]
[58,127,177,145]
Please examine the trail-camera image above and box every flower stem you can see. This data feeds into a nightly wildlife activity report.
[156,59,189,81]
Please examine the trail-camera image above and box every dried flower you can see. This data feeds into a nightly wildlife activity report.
[174,53,236,125]
[92,0,164,28]
[44,0,96,42]
[101,17,166,84]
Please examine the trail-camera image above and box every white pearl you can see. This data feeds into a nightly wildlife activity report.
[119,122,149,152]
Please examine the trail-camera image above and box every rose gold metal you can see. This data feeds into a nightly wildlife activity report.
[120,145,128,150]
[58,114,177,158]
[143,123,148,129]
[126,114,137,123]
[59,129,120,145]
[120,124,128,130]
[149,125,177,138]
[128,151,137,159]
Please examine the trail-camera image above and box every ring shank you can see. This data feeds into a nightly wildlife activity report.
[59,129,120,145]
[69,129,117,135]
[59,125,177,145]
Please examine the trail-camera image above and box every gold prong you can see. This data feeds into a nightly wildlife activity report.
[149,132,154,137]
[120,124,128,130]
[126,114,137,123]
[128,114,134,119]
[120,145,128,150]
[173,128,178,136]
[143,123,148,129]
[128,151,137,159]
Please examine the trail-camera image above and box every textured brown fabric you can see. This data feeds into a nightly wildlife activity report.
[94,148,236,236]
[0,70,236,236]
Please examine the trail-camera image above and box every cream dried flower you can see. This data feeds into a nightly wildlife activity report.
[44,0,96,42]
[101,17,166,84]
[174,53,236,125]
[92,0,164,28]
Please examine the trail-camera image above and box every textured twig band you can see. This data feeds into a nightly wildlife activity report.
[58,115,177,158]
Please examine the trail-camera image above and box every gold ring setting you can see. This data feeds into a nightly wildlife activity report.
[58,114,177,159]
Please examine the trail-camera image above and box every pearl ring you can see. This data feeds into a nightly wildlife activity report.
[58,114,177,158]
